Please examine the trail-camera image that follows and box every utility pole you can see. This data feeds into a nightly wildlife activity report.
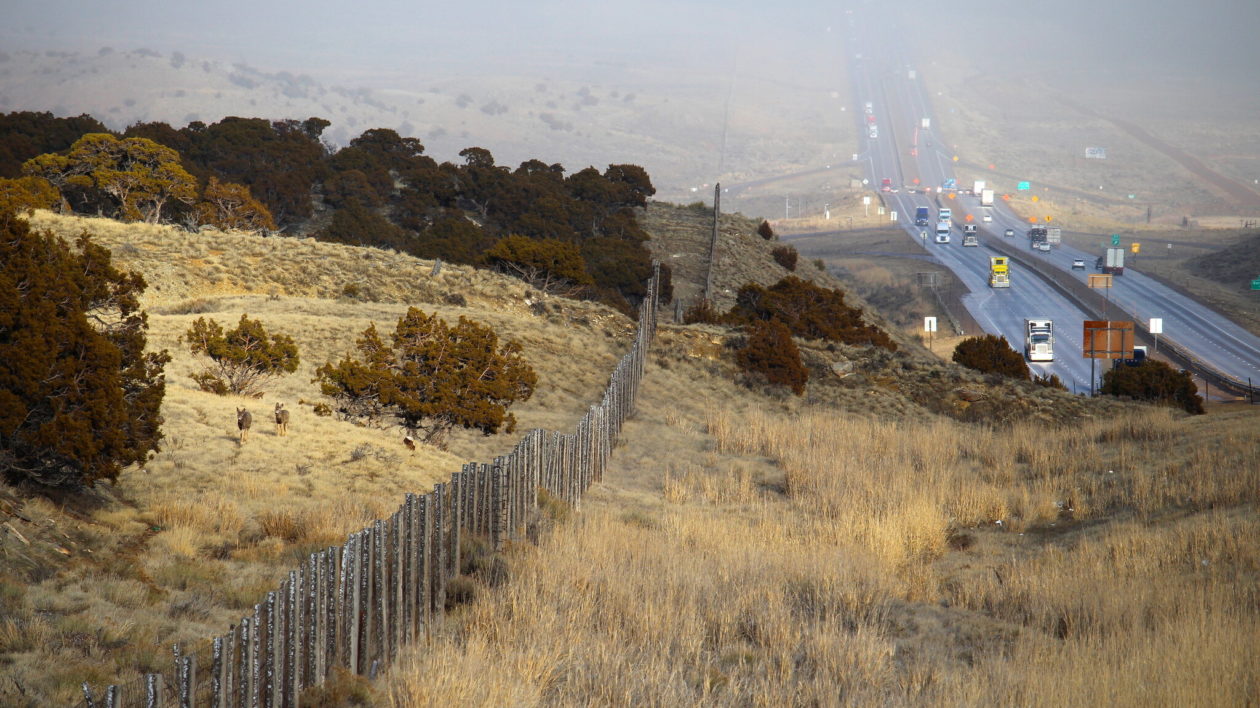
[704,183,721,301]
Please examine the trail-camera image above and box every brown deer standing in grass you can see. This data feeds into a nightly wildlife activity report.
[274,402,290,436]
[236,407,252,444]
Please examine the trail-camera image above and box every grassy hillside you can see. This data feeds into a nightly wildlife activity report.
[1,208,1256,704]
[388,399,1259,705]
[0,211,645,703]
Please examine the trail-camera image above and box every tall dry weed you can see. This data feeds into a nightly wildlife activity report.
[390,404,1258,704]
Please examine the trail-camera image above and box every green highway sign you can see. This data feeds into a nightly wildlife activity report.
[1252,278,1260,291]
[1111,234,1121,246]
[1017,181,1031,190]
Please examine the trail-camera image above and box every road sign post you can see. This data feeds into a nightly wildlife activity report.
[1088,273,1114,318]
[924,316,937,352]
[1149,317,1163,354]
[1083,320,1135,396]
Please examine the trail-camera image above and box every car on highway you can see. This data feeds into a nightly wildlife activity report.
[881,178,893,192]
[1072,258,1086,270]
[1004,228,1015,238]
[1037,242,1051,252]
[868,126,879,139]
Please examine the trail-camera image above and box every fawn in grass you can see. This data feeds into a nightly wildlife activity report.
[274,402,290,436]
[236,407,253,444]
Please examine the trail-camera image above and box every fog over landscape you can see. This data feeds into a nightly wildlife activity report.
[5,3,1260,706]
[3,0,1259,202]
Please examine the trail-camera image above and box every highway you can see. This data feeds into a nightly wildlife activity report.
[843,10,1260,394]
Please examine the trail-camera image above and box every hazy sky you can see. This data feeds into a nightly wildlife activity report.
[5,0,1258,86]
[2,1,842,81]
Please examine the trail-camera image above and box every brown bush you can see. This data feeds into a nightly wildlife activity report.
[771,245,798,271]
[727,276,896,351]
[735,320,808,396]
[952,335,1030,380]
[682,298,722,325]
[1101,360,1203,414]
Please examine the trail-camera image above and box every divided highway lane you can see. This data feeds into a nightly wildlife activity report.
[854,21,1260,392]
[849,51,1097,390]
[953,184,1260,389]
[880,191,1096,391]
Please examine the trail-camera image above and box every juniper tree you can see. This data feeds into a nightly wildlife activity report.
[184,314,300,397]
[0,209,168,486]
[316,307,536,445]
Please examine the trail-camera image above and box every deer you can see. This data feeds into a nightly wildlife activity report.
[274,402,290,436]
[403,434,416,454]
[236,407,252,444]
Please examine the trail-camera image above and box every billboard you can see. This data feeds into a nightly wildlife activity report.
[1083,321,1134,359]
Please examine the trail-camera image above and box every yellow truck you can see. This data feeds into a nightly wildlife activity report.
[989,256,1010,288]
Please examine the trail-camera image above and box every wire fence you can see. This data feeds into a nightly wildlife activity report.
[79,264,661,708]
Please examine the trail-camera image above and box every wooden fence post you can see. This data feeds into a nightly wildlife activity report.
[267,589,283,707]
[403,494,418,644]
[144,673,163,708]
[286,568,301,706]
[421,493,433,635]
[373,519,388,667]
[435,484,448,618]
[345,533,361,675]
[360,525,374,675]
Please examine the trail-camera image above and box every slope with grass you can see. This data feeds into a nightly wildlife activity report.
[387,371,1260,705]
[2,207,1254,705]
[0,210,647,703]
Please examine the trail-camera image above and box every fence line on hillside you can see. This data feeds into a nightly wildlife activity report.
[80,264,661,708]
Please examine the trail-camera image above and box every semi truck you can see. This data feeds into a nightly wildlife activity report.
[980,189,995,207]
[1047,227,1061,245]
[935,221,951,243]
[938,207,952,223]
[1028,227,1048,249]
[915,206,930,226]
[1024,319,1054,362]
[972,180,986,196]
[962,223,979,246]
[1097,247,1125,275]
[989,257,1010,287]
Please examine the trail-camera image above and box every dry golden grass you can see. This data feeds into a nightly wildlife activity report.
[4,210,1257,704]
[388,372,1260,706]
[0,211,645,704]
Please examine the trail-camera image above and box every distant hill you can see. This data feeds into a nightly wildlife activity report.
[0,47,851,205]
[1186,231,1260,288]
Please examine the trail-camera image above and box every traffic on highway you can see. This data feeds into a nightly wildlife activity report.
[843,10,1260,396]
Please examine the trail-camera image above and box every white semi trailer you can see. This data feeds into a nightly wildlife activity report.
[1024,319,1055,362]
